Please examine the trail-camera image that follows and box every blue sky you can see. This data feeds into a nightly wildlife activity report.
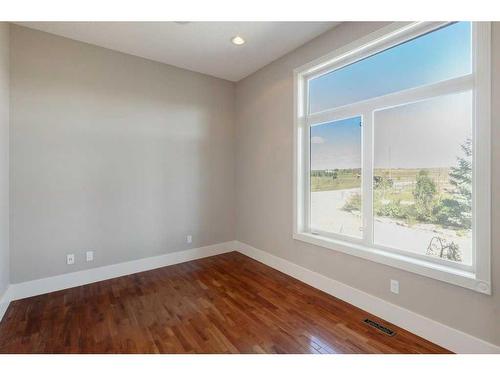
[310,22,472,171]
[311,117,361,170]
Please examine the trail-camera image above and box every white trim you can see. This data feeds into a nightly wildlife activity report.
[0,288,9,323]
[234,240,500,354]
[294,232,484,293]
[306,74,473,126]
[0,241,236,322]
[471,21,492,295]
[1,242,498,354]
[293,21,491,294]
[295,22,444,79]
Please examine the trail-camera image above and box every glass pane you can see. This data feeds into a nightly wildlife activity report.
[373,91,472,265]
[310,116,362,238]
[309,22,471,113]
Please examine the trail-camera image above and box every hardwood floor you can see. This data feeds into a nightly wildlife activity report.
[0,251,450,353]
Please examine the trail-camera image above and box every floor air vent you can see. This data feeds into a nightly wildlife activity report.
[363,319,396,336]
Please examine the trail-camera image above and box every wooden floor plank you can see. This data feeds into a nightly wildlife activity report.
[0,251,451,354]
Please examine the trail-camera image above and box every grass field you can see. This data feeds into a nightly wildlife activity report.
[374,167,451,191]
[311,168,451,193]
[311,169,361,192]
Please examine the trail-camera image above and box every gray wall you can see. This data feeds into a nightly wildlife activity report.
[0,23,9,296]
[235,22,500,345]
[10,25,235,283]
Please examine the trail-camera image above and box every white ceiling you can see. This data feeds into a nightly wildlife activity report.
[15,22,338,82]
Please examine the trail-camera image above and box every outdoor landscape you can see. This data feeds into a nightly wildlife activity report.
[310,139,472,264]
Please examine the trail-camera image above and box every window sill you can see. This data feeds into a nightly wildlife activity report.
[293,231,491,295]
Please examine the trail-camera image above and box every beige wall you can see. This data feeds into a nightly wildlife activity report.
[0,23,9,296]
[10,25,235,282]
[235,22,500,345]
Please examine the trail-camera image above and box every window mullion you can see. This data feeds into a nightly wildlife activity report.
[362,111,374,246]
[304,118,311,233]
[307,74,473,126]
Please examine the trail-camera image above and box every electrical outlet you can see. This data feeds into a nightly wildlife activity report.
[390,279,399,294]
[86,251,94,262]
[67,254,75,265]
[186,235,192,244]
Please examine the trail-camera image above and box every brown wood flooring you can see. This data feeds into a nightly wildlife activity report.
[0,251,450,353]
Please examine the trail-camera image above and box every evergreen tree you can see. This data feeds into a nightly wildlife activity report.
[448,138,472,228]
[433,139,472,229]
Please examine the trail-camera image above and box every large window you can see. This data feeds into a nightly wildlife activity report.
[294,22,491,294]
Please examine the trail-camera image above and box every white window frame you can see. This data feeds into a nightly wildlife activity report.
[293,22,491,294]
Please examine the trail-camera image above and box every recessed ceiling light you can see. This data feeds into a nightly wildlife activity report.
[231,36,245,46]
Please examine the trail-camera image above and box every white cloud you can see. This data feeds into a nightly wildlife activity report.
[311,136,326,144]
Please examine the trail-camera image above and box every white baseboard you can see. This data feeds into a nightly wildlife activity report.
[1,239,498,354]
[234,240,500,354]
[0,288,8,324]
[0,241,236,322]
